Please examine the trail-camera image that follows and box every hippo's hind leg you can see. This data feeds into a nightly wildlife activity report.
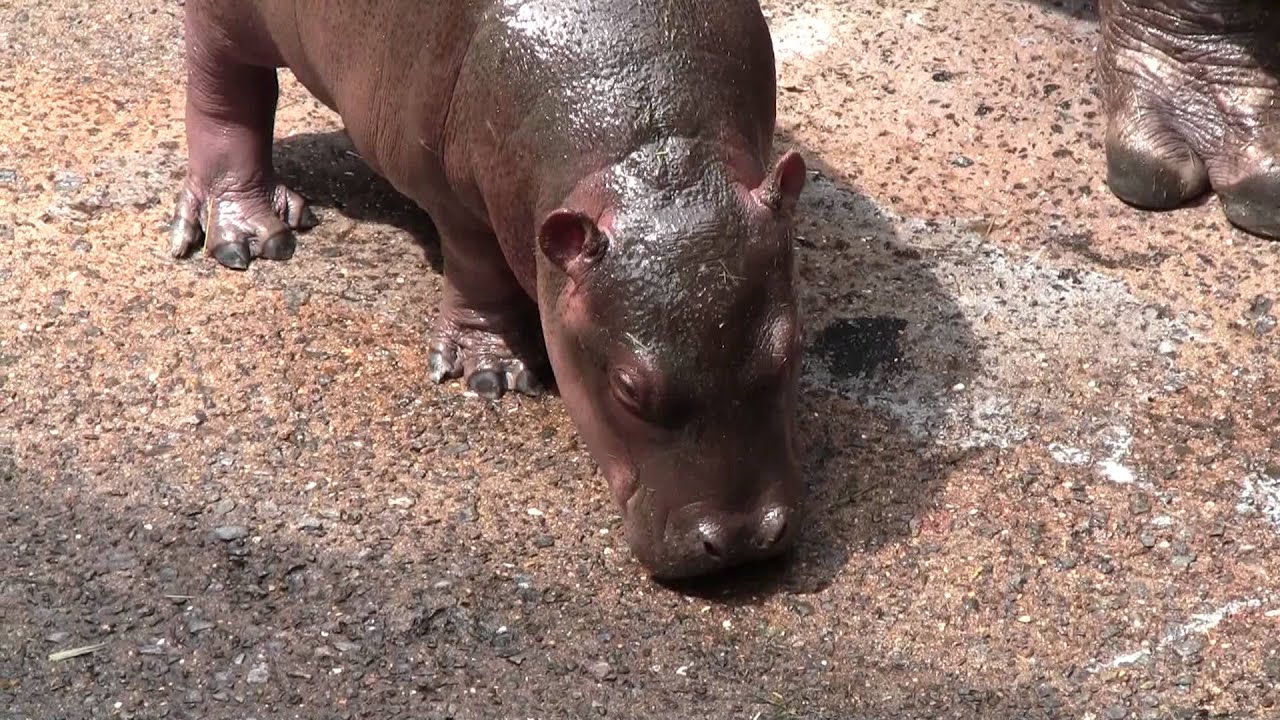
[1100,0,1280,239]
[168,5,318,270]
[422,205,546,400]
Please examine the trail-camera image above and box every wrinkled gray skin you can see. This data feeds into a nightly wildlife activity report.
[1101,0,1280,238]
[169,0,808,579]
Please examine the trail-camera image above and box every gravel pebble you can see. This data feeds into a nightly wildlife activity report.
[284,286,312,311]
[246,663,269,684]
[1263,656,1280,680]
[442,442,470,456]
[213,525,248,541]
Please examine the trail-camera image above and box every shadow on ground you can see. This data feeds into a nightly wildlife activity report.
[265,128,982,604]
[1029,0,1097,20]
[273,131,444,274]
[751,129,982,599]
[0,445,1099,719]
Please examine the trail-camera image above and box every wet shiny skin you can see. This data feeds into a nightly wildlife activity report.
[536,141,809,578]
[173,0,806,578]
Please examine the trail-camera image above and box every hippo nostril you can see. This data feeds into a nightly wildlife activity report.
[767,519,788,546]
[697,523,725,560]
[758,506,790,549]
[702,539,721,559]
[689,509,791,568]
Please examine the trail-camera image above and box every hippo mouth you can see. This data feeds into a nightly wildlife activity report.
[620,484,669,569]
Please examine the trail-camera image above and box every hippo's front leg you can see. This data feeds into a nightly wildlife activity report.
[168,5,318,269]
[423,205,546,400]
[1100,0,1280,239]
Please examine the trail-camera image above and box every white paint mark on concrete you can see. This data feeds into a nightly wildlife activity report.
[1179,600,1261,636]
[1108,649,1150,668]
[769,6,835,62]
[1049,424,1152,488]
[1049,444,1091,465]
[1098,460,1135,485]
[1094,599,1263,671]
[1092,425,1149,488]
[903,12,929,28]
[1238,472,1280,533]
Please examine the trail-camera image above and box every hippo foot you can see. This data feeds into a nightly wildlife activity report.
[426,305,546,400]
[1100,0,1280,239]
[168,176,320,270]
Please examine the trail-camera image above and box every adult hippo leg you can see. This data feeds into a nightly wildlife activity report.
[1100,0,1280,238]
[168,2,319,269]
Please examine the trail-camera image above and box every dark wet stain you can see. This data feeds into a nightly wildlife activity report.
[810,316,908,380]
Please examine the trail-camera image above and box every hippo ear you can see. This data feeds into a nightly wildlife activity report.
[538,209,608,277]
[755,150,807,217]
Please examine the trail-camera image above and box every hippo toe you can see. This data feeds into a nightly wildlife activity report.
[169,178,318,268]
[1100,0,1280,239]
[426,308,548,401]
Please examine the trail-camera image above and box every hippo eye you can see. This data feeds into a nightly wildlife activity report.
[610,369,646,416]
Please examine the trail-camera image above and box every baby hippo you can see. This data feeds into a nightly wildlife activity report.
[168,0,808,579]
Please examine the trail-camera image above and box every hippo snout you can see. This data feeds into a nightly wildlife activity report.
[697,504,791,560]
[637,498,799,580]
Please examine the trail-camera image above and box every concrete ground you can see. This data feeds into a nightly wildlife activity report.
[2,0,1278,718]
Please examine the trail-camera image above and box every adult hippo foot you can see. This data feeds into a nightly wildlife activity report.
[1100,0,1280,239]
[169,176,319,270]
[426,299,547,400]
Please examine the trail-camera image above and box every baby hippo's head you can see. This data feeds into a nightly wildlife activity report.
[535,141,807,579]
